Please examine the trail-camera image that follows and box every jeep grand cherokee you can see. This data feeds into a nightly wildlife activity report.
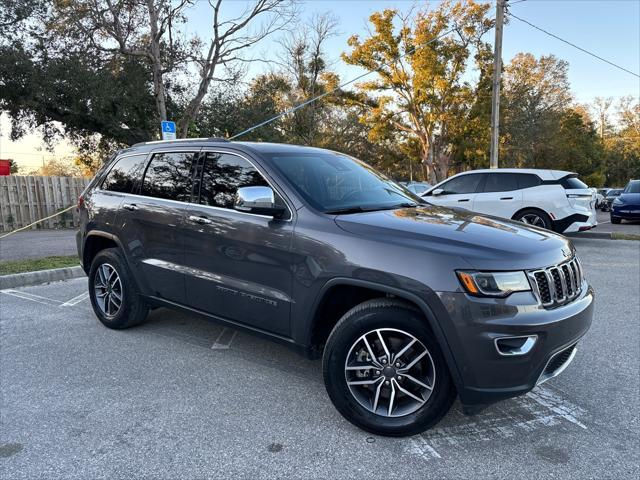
[76,139,594,436]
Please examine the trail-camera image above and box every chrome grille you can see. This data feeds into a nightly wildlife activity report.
[528,257,583,308]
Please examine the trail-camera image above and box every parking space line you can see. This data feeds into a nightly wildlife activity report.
[407,436,441,459]
[527,386,587,429]
[0,290,62,306]
[60,292,90,307]
[211,328,238,349]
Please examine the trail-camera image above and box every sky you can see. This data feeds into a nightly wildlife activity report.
[2,0,639,170]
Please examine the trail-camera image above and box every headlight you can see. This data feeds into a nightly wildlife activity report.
[457,271,531,297]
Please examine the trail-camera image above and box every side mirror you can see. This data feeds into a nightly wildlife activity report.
[432,188,444,196]
[234,186,285,218]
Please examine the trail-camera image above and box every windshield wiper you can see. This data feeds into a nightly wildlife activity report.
[325,202,419,215]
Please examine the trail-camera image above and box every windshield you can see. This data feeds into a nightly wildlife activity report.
[266,151,422,213]
[624,181,640,194]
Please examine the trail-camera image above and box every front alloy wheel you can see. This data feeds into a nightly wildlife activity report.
[345,328,435,417]
[323,299,456,436]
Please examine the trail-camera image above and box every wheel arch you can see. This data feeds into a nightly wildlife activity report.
[307,277,463,387]
[82,231,124,273]
[511,206,551,221]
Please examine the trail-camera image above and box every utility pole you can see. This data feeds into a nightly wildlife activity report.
[490,0,506,169]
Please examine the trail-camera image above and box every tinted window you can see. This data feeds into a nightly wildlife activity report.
[267,152,419,212]
[141,152,195,201]
[517,174,541,189]
[483,173,519,192]
[439,174,483,194]
[199,153,268,209]
[560,176,588,189]
[624,181,640,193]
[102,154,148,193]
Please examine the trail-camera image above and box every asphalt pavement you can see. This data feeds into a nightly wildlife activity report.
[1,237,639,479]
[593,209,640,234]
[0,229,78,261]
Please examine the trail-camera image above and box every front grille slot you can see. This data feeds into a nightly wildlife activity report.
[529,258,583,308]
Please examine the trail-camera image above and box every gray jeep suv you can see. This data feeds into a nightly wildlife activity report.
[77,139,594,436]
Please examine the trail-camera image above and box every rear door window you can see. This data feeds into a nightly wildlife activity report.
[102,154,148,193]
[517,174,541,189]
[140,152,197,202]
[439,174,484,194]
[482,173,520,192]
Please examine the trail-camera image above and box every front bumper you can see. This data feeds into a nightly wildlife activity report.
[611,205,640,220]
[431,283,594,412]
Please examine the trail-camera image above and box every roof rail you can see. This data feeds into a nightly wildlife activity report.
[132,137,231,146]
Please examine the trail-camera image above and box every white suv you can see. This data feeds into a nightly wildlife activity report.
[422,169,597,233]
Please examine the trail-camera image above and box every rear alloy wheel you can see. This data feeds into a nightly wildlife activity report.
[323,299,455,436]
[513,209,552,230]
[88,248,149,329]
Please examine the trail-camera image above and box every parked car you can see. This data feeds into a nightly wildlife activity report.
[611,180,640,224]
[601,188,623,212]
[596,188,611,210]
[77,140,593,436]
[422,169,597,233]
[404,182,432,195]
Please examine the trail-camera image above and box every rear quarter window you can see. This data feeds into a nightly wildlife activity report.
[560,176,588,189]
[101,154,148,193]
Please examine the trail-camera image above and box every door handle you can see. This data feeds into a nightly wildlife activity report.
[188,215,213,225]
[122,203,138,211]
[457,199,470,202]
[500,197,514,200]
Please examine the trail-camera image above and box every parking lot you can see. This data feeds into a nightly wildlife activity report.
[1,237,638,479]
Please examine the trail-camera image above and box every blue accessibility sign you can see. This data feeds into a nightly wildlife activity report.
[160,120,176,140]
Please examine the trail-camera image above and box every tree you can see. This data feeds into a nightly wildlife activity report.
[50,0,296,137]
[0,44,158,146]
[500,53,573,168]
[342,1,492,183]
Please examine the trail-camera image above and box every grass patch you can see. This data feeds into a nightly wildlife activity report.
[0,255,79,275]
[612,232,640,241]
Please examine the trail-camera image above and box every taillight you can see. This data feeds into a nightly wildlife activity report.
[77,195,85,209]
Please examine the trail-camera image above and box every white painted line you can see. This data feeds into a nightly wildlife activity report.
[407,436,441,459]
[211,328,238,349]
[599,220,611,224]
[60,292,90,307]
[0,289,62,306]
[527,386,587,429]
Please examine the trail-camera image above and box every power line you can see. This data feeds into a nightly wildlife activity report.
[508,12,640,78]
[230,27,457,140]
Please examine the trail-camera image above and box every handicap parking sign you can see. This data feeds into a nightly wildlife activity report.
[161,121,176,140]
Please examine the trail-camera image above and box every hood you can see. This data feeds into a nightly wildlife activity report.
[334,206,574,271]
[617,192,640,204]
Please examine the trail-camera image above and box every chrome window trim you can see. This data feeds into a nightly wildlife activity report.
[96,148,294,222]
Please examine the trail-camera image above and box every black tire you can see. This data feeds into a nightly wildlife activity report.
[610,215,621,224]
[512,208,553,230]
[88,247,148,329]
[322,298,456,436]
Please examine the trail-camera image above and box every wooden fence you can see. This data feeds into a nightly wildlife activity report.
[0,176,90,232]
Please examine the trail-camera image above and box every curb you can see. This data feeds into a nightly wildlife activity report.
[0,266,86,290]
[566,231,613,240]
[567,231,640,241]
